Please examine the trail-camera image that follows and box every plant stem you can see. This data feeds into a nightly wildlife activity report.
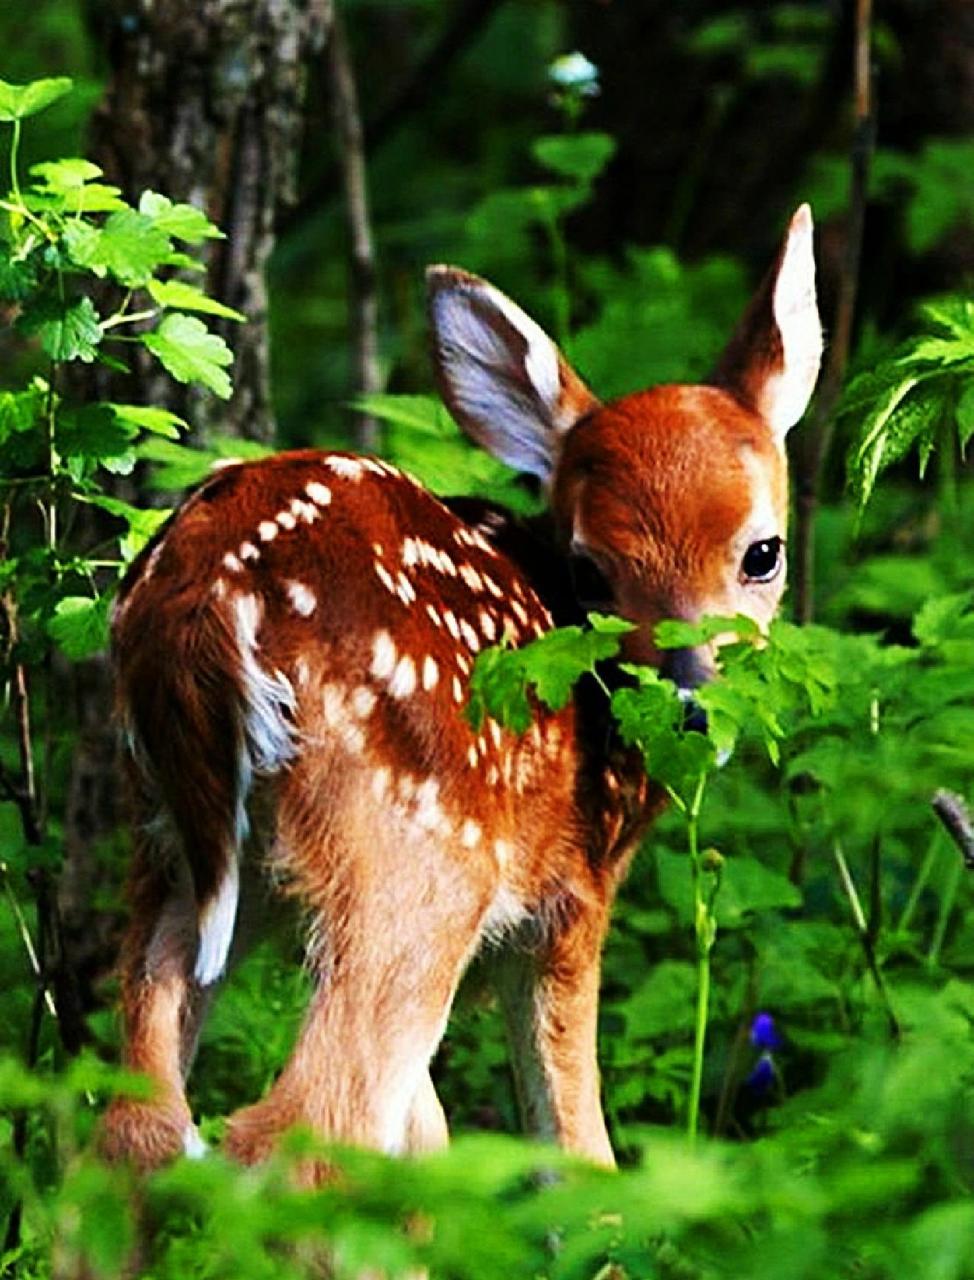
[928,855,963,967]
[686,774,712,1144]
[896,828,942,933]
[9,116,22,205]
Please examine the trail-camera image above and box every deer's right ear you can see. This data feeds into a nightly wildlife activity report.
[427,267,599,483]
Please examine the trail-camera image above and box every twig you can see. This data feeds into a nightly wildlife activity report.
[793,0,875,624]
[832,841,900,1037]
[932,790,974,868]
[326,7,382,453]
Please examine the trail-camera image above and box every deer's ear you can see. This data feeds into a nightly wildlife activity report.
[712,204,823,440]
[427,267,599,483]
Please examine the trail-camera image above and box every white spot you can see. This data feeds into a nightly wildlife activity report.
[467,744,479,768]
[351,686,376,718]
[306,481,332,506]
[426,603,442,628]
[480,611,497,641]
[195,858,239,985]
[487,764,500,786]
[183,1125,208,1159]
[396,573,417,605]
[460,819,481,849]
[459,620,480,652]
[327,456,364,480]
[295,657,310,688]
[443,611,461,641]
[488,719,502,748]
[452,675,464,704]
[389,655,417,698]
[477,734,489,757]
[290,497,318,523]
[459,564,483,593]
[276,509,297,531]
[398,774,416,802]
[240,541,260,562]
[422,656,439,691]
[402,537,420,567]
[375,562,397,595]
[483,575,504,599]
[258,520,278,543]
[223,551,243,573]
[456,653,472,675]
[511,600,529,627]
[414,778,442,831]
[372,542,384,558]
[322,683,345,726]
[494,839,513,870]
[371,630,397,680]
[372,766,390,800]
[286,581,316,617]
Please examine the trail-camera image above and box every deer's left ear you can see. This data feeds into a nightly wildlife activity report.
[712,204,823,441]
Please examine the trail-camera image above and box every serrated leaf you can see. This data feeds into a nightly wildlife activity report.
[147,279,244,322]
[138,191,224,242]
[106,403,187,440]
[141,313,233,398]
[0,76,72,122]
[0,246,37,300]
[86,495,172,559]
[0,385,45,443]
[64,208,171,287]
[956,382,974,450]
[655,614,759,650]
[55,404,134,462]
[47,594,111,659]
[17,295,102,362]
[29,157,102,189]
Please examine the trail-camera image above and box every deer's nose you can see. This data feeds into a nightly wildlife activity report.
[660,647,710,735]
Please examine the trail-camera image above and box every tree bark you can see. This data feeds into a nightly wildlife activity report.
[60,0,332,1003]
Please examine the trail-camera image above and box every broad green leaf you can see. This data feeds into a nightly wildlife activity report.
[29,157,102,189]
[139,190,224,242]
[17,294,102,362]
[141,313,233,398]
[956,382,974,450]
[64,208,171,286]
[47,593,111,659]
[87,495,171,559]
[0,76,72,121]
[655,614,759,650]
[136,434,271,489]
[106,403,187,440]
[0,243,38,300]
[147,279,245,322]
[56,404,134,463]
[0,384,45,443]
[532,131,616,184]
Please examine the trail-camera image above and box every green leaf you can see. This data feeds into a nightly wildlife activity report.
[47,594,111,659]
[29,157,102,189]
[55,404,134,463]
[139,190,224,242]
[0,384,45,444]
[147,279,245,322]
[64,208,171,287]
[106,403,187,440]
[0,76,72,121]
[142,313,233,398]
[956,382,974,450]
[87,495,171,559]
[532,132,616,184]
[0,243,38,300]
[17,295,102,362]
[655,613,760,650]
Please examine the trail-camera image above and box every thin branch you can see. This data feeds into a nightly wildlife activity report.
[832,841,900,1038]
[932,790,974,868]
[326,8,382,453]
[793,0,875,624]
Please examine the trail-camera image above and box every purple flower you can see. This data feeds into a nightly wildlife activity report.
[746,1054,776,1095]
[750,1012,781,1051]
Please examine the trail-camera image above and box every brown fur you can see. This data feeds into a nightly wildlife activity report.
[101,213,819,1173]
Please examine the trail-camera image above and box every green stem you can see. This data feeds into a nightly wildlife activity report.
[896,829,942,934]
[10,117,21,206]
[101,306,159,331]
[686,774,712,1145]
[928,855,962,968]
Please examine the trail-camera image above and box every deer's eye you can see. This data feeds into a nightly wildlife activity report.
[569,549,614,610]
[741,536,783,583]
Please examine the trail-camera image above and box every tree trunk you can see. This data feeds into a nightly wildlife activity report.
[60,0,332,1005]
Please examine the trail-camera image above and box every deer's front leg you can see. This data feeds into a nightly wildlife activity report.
[492,897,615,1167]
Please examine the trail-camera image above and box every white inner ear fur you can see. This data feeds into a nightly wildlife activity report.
[431,275,571,483]
[766,204,823,438]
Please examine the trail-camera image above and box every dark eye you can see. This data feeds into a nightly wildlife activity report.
[741,536,783,583]
[569,549,614,609]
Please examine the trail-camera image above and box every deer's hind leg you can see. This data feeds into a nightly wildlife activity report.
[98,813,203,1169]
[224,766,497,1170]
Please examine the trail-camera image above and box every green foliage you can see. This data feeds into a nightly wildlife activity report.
[0,75,239,662]
[843,296,974,510]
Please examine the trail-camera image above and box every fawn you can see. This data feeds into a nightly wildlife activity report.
[100,206,821,1171]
